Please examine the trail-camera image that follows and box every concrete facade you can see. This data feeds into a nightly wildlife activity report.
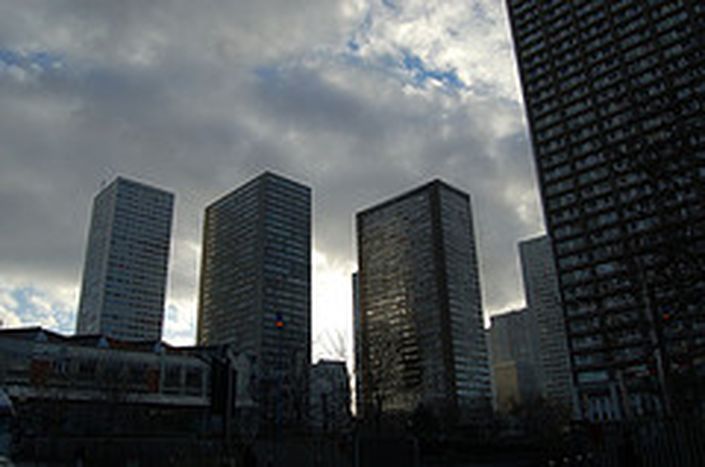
[76,177,173,341]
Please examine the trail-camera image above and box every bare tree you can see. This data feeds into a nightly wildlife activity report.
[314,329,348,362]
[608,117,705,417]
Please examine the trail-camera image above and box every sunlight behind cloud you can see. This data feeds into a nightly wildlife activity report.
[312,248,356,364]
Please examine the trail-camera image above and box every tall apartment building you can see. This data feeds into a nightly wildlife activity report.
[507,0,705,420]
[520,236,574,409]
[197,172,311,422]
[76,177,174,341]
[356,180,491,420]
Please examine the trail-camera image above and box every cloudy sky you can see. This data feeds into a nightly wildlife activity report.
[0,0,545,360]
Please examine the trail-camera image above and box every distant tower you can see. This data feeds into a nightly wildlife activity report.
[520,236,574,409]
[352,272,363,417]
[76,177,174,341]
[356,180,491,421]
[197,172,311,422]
[489,308,541,412]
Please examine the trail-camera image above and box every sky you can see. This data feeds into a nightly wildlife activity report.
[0,0,545,361]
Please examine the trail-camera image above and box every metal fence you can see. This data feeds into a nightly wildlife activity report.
[14,433,354,467]
[590,418,705,467]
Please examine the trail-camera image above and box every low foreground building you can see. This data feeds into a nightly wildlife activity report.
[0,327,259,464]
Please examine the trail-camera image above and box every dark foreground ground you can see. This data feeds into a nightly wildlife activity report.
[9,419,705,467]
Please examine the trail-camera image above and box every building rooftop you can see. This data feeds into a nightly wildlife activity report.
[356,178,470,218]
[0,326,184,354]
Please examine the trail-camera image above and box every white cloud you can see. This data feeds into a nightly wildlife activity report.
[0,289,18,312]
[162,300,196,346]
[0,287,22,328]
[27,294,52,314]
[349,0,518,99]
[0,306,22,328]
[0,281,75,333]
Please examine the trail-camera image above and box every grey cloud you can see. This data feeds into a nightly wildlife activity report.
[0,0,356,69]
[0,0,542,343]
[242,60,543,314]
